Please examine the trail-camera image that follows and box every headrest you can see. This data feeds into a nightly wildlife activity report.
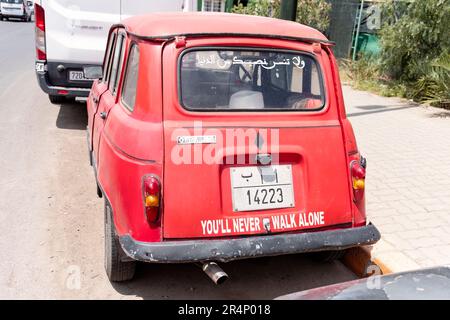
[229,90,264,109]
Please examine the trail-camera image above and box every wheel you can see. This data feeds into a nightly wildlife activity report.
[104,200,136,282]
[96,184,103,198]
[49,95,67,104]
[48,95,75,104]
[312,250,346,262]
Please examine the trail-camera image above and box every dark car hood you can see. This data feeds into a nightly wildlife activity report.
[276,266,450,300]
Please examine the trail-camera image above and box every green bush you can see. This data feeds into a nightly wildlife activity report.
[379,0,450,82]
[232,0,331,33]
[340,56,407,99]
[232,0,280,18]
[346,0,450,108]
[411,53,450,108]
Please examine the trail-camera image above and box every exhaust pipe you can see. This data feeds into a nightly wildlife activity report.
[200,262,228,285]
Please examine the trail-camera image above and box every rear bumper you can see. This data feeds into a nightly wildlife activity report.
[35,61,97,98]
[119,223,380,263]
[2,13,26,18]
[36,71,91,98]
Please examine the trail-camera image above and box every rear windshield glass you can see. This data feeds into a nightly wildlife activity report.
[180,49,324,111]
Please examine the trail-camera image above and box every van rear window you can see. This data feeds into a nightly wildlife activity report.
[179,49,324,111]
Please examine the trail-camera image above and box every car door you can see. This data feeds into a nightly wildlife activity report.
[92,30,127,166]
[87,30,116,154]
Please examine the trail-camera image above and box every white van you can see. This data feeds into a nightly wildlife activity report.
[0,0,33,21]
[34,0,191,104]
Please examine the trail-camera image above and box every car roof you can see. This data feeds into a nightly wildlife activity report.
[119,12,330,44]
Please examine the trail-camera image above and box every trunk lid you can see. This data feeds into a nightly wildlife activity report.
[161,41,352,239]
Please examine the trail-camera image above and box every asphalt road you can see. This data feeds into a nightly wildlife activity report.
[0,20,357,299]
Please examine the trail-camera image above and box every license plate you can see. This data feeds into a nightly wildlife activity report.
[231,165,295,212]
[35,62,45,73]
[69,71,89,81]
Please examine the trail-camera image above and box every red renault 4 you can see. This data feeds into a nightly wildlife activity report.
[86,12,380,283]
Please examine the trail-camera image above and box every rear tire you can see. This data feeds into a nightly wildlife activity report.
[104,200,136,282]
[48,95,75,104]
[312,250,346,262]
[49,95,67,104]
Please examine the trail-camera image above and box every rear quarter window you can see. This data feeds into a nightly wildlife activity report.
[179,48,325,112]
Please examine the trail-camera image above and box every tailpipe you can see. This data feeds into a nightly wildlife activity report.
[201,262,228,285]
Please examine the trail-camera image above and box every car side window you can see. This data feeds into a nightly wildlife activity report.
[108,33,125,95]
[121,44,140,111]
[102,32,116,83]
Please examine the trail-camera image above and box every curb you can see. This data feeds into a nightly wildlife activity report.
[342,246,392,277]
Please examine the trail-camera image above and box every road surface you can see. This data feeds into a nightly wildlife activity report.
[0,20,357,299]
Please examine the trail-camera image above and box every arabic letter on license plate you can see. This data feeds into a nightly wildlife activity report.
[230,165,295,212]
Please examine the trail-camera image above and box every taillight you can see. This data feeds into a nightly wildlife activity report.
[350,157,366,202]
[35,3,46,61]
[143,175,161,224]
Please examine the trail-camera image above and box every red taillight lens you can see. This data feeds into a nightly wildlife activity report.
[35,3,46,61]
[35,3,45,31]
[143,175,160,224]
[351,161,366,180]
[350,159,366,202]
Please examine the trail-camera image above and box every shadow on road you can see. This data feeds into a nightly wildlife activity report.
[110,254,357,299]
[55,102,87,130]
[0,18,33,23]
[348,104,418,117]
[429,111,450,118]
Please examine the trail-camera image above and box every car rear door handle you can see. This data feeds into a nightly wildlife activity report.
[100,112,107,120]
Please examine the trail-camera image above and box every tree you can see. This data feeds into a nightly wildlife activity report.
[379,0,450,81]
[232,0,331,33]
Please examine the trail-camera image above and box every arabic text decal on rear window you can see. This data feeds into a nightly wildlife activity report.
[180,49,324,111]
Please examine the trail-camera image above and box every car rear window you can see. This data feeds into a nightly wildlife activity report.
[179,48,324,111]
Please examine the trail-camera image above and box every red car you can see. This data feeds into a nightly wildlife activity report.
[86,12,380,283]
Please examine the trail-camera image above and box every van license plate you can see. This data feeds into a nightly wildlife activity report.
[69,71,89,81]
[231,165,295,212]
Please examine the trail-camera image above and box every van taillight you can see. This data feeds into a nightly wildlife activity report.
[143,175,160,224]
[350,158,366,202]
[35,3,46,61]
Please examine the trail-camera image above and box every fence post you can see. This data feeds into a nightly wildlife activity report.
[280,0,298,21]
[352,0,365,60]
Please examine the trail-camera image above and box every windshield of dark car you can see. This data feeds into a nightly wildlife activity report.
[179,49,324,111]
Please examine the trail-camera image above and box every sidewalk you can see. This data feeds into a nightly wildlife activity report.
[343,85,450,272]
